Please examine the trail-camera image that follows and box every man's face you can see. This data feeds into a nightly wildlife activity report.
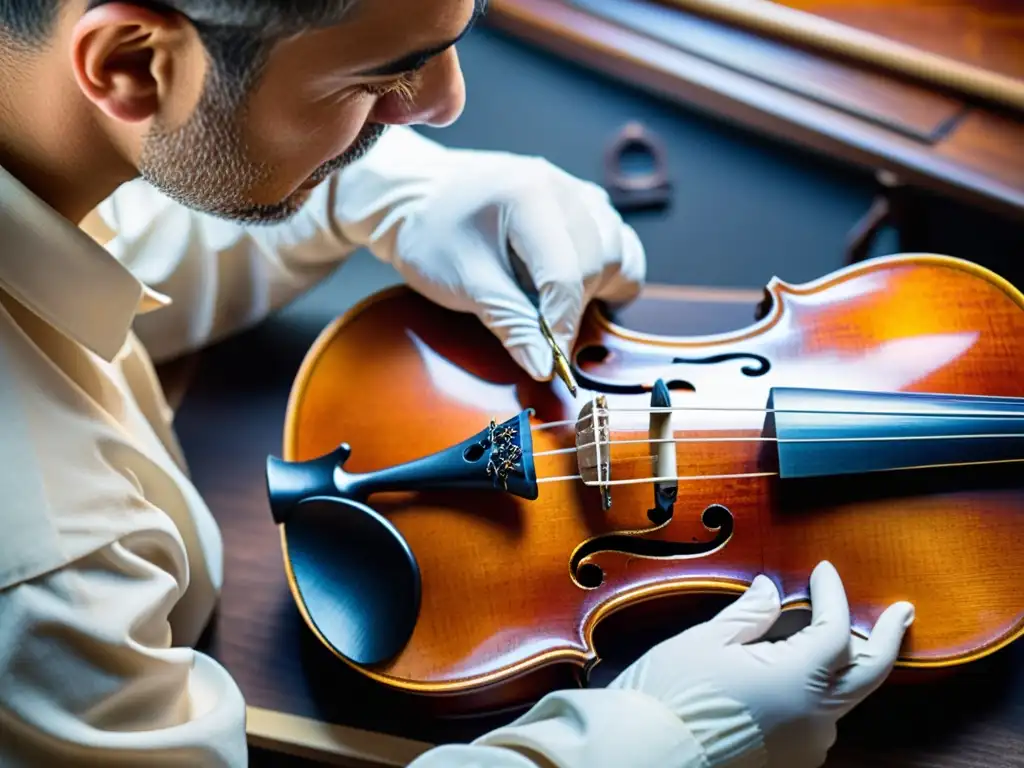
[80,0,477,223]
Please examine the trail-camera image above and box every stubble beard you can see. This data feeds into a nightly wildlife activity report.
[137,71,387,225]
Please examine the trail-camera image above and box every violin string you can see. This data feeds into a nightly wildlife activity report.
[535,471,775,484]
[536,432,1024,457]
[533,432,1024,458]
[527,407,1024,432]
[532,419,579,431]
[596,405,1024,418]
[533,457,1024,486]
[534,446,578,456]
[516,401,1024,478]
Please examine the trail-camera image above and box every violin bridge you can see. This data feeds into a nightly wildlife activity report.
[576,396,613,509]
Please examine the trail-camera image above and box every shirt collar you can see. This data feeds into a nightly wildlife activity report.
[0,164,169,362]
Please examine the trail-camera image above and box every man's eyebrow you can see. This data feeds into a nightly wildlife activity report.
[356,0,488,77]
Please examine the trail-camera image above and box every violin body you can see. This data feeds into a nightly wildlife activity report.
[267,253,1024,715]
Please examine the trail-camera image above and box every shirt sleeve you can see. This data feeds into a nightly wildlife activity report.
[407,689,711,768]
[92,126,454,365]
[0,529,247,767]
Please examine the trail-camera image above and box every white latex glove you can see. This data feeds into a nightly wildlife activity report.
[608,561,915,768]
[335,126,646,381]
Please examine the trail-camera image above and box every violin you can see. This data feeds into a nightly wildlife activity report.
[265,253,1024,716]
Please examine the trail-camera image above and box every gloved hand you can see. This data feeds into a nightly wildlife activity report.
[608,561,915,768]
[334,126,646,381]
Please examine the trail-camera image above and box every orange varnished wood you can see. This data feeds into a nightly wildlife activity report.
[770,0,1024,83]
[937,108,1024,194]
[281,254,1024,713]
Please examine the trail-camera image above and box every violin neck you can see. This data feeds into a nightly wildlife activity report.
[766,388,1024,479]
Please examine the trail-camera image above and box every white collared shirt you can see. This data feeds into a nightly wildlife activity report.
[0,126,712,768]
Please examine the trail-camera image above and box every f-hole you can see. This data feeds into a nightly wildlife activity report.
[572,344,770,395]
[574,345,698,394]
[569,504,735,589]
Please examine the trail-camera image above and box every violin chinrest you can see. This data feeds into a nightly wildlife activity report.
[281,496,421,667]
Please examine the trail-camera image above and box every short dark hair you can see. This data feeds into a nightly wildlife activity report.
[0,0,356,96]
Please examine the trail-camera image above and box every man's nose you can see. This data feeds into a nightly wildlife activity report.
[374,49,466,128]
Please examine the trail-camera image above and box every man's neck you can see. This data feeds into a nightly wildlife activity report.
[0,51,136,225]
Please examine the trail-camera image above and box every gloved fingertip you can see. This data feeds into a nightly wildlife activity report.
[862,601,916,660]
[809,560,848,610]
[895,601,915,629]
[739,574,781,611]
[811,559,840,582]
[517,343,553,381]
[705,574,782,645]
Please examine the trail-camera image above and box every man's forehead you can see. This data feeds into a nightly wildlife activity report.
[354,0,487,76]
[341,0,486,36]
[291,0,485,78]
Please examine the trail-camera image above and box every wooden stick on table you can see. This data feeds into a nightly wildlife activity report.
[657,0,1024,111]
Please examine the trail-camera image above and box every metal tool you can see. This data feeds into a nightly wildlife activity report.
[537,314,579,397]
[510,250,579,397]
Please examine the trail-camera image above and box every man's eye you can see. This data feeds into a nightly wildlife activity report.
[358,71,421,102]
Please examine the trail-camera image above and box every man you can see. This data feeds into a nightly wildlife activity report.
[0,0,914,766]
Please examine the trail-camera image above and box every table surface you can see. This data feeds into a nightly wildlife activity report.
[166,24,1024,768]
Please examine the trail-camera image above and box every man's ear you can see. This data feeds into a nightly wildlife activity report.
[70,2,207,126]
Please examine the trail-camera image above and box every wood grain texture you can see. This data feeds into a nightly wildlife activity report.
[484,0,1024,219]
[936,109,1024,194]
[657,0,1024,110]
[169,277,1024,767]
[768,0,1024,82]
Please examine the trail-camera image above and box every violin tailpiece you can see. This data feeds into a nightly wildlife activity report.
[265,410,540,526]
